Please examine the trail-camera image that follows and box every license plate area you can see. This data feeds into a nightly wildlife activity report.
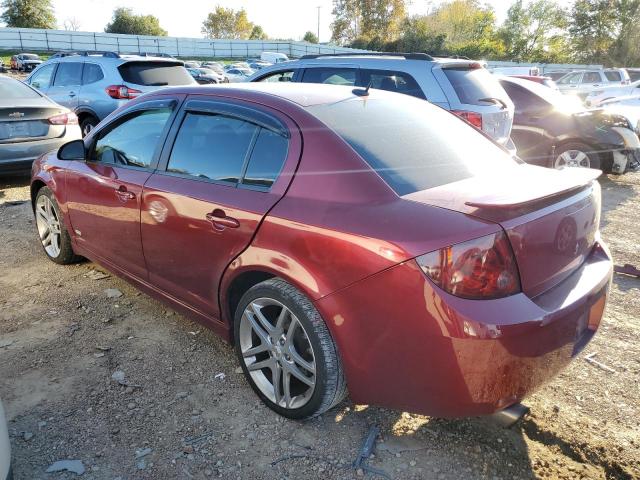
[0,121,48,140]
[572,288,607,357]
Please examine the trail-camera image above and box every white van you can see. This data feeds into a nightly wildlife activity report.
[260,52,289,64]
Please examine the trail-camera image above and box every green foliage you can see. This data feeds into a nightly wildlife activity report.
[202,6,255,40]
[1,0,55,29]
[104,7,167,36]
[303,31,319,43]
[569,0,617,64]
[331,0,406,45]
[249,25,268,40]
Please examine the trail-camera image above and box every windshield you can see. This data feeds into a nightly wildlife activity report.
[306,93,516,196]
[0,78,41,99]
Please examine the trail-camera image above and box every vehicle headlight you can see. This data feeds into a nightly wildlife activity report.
[612,126,640,148]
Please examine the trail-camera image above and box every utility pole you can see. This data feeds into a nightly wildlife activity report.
[317,6,321,42]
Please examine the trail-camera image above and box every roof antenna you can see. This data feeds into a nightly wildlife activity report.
[353,79,373,97]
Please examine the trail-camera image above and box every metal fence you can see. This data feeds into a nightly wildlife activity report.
[0,27,369,59]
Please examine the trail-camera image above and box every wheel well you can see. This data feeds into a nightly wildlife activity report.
[30,180,46,210]
[77,111,98,124]
[226,270,275,333]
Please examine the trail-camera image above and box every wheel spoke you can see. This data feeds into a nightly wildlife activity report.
[283,371,292,408]
[242,342,269,358]
[42,232,52,246]
[286,361,315,387]
[250,302,275,334]
[289,348,315,375]
[284,315,300,347]
[272,362,283,405]
[44,198,52,217]
[245,310,271,346]
[36,207,48,223]
[274,307,288,333]
[247,357,274,372]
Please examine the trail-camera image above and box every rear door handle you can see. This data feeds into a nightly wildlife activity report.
[115,186,135,201]
[206,208,239,231]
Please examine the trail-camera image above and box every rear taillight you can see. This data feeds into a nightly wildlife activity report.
[416,231,521,300]
[105,85,142,99]
[452,110,483,130]
[48,112,78,125]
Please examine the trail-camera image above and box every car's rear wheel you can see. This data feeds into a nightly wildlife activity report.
[34,187,81,265]
[80,116,98,137]
[234,278,347,419]
[552,142,601,170]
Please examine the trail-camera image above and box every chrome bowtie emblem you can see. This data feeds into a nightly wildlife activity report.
[8,112,24,118]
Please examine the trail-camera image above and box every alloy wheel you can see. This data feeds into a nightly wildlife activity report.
[554,149,591,169]
[82,122,94,137]
[239,298,316,410]
[35,195,61,258]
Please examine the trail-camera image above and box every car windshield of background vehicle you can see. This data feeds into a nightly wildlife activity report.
[118,62,194,86]
[442,65,509,106]
[307,94,516,196]
[0,78,40,99]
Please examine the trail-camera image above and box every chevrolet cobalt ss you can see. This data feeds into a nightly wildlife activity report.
[30,83,612,419]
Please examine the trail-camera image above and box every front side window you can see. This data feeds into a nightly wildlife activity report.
[301,68,357,86]
[361,69,425,99]
[558,72,581,85]
[53,62,83,87]
[167,112,258,184]
[92,108,172,168]
[29,64,56,90]
[259,70,294,83]
[82,63,104,85]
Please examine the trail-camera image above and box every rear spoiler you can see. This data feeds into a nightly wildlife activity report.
[465,168,601,209]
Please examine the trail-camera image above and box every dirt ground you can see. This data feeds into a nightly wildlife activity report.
[0,170,638,480]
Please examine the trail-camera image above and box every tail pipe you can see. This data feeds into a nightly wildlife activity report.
[491,403,530,428]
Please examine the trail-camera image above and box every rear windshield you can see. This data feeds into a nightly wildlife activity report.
[442,65,509,106]
[307,94,516,195]
[118,62,194,86]
[0,78,40,99]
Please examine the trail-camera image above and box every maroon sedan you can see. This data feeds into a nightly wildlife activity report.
[30,83,612,419]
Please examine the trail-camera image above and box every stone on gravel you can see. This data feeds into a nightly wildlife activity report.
[22,431,33,441]
[111,370,126,385]
[105,288,123,298]
[135,447,153,459]
[86,270,110,280]
[46,460,85,475]
[378,435,427,454]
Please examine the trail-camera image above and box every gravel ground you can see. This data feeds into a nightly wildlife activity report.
[0,171,639,480]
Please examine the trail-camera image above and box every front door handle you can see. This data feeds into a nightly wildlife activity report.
[115,186,135,201]
[206,208,239,231]
[68,91,76,97]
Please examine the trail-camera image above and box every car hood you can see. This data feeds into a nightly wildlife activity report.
[573,109,632,129]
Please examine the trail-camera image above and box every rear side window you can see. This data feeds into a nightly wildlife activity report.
[258,70,294,83]
[242,129,288,188]
[167,112,258,184]
[118,62,194,86]
[82,63,104,84]
[604,71,621,82]
[307,95,515,196]
[361,69,425,99]
[302,68,357,86]
[53,62,83,86]
[442,66,509,106]
[500,82,549,112]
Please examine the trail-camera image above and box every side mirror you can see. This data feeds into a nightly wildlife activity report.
[57,139,86,161]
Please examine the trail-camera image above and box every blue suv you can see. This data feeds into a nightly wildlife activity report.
[26,52,196,136]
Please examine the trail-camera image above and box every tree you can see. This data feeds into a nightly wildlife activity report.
[303,31,319,43]
[331,0,406,45]
[104,7,167,36]
[499,0,568,62]
[63,17,81,31]
[0,0,55,29]
[202,6,254,39]
[569,0,618,64]
[249,25,268,40]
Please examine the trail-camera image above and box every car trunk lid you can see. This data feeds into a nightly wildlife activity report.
[0,103,66,143]
[404,165,602,298]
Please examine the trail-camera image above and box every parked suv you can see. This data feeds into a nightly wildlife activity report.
[10,53,42,72]
[26,52,196,136]
[557,68,630,98]
[247,53,515,148]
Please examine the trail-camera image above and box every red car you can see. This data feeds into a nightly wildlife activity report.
[30,83,612,419]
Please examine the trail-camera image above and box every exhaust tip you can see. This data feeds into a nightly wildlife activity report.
[490,403,530,428]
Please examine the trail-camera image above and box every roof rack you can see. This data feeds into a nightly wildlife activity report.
[300,52,434,61]
[65,51,122,58]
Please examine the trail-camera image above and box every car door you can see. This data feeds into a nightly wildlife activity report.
[500,81,553,166]
[557,72,583,93]
[46,62,83,110]
[579,71,604,95]
[141,96,301,319]
[65,97,180,279]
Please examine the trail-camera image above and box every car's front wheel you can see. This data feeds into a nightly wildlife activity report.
[34,187,81,265]
[552,142,601,170]
[234,278,347,419]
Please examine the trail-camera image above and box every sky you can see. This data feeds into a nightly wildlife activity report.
[51,0,539,42]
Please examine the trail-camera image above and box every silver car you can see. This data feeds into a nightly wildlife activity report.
[0,398,10,480]
[247,53,515,149]
[0,76,81,174]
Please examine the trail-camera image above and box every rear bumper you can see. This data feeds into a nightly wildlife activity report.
[0,126,81,173]
[315,241,612,417]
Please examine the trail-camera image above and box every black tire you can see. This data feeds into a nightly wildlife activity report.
[34,187,82,265]
[80,116,99,137]
[551,142,601,170]
[234,278,347,419]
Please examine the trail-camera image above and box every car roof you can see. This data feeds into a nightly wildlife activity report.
[152,82,393,107]
[52,54,182,65]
